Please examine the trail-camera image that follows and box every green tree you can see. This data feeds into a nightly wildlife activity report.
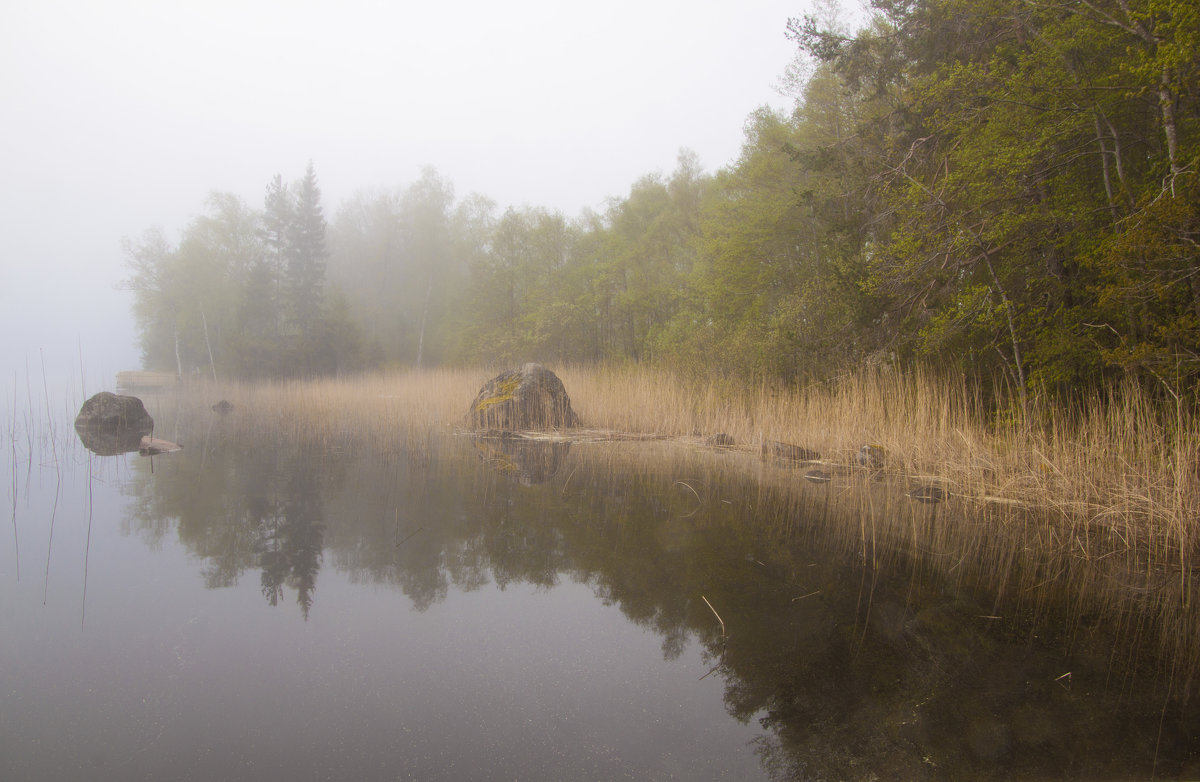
[123,228,184,374]
[230,178,288,378]
[789,0,1199,396]
[328,188,409,364]
[403,168,459,367]
[285,161,329,373]
[328,169,473,368]
[124,193,262,378]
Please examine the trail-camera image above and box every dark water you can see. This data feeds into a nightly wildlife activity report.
[2,396,1198,780]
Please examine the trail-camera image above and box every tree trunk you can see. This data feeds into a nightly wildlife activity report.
[1159,68,1181,180]
[1098,109,1130,208]
[201,309,217,382]
[983,255,1028,421]
[1093,112,1120,223]
[416,267,434,369]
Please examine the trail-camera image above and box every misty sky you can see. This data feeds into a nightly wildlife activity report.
[1,0,852,386]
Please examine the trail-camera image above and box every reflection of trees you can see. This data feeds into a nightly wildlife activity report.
[259,450,325,618]
[125,424,337,616]
[124,421,1199,779]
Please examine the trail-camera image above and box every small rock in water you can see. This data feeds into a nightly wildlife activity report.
[763,440,820,462]
[857,444,885,469]
[909,485,948,504]
[212,400,234,414]
[139,436,183,456]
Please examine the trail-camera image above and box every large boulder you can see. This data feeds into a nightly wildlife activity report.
[74,392,155,455]
[75,391,154,432]
[469,363,580,430]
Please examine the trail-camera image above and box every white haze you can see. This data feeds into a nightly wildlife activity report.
[1,0,847,387]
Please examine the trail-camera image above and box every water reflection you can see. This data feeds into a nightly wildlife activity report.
[108,404,1200,780]
[473,433,570,485]
[74,424,147,456]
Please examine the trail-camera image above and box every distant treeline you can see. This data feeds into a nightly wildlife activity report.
[126,0,1199,397]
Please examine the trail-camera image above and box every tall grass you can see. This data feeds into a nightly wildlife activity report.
[174,367,489,447]
[160,362,1198,692]
[178,363,1196,572]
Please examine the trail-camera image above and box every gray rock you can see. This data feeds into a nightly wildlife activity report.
[74,391,154,432]
[74,391,155,456]
[762,440,820,462]
[909,485,948,504]
[857,444,885,468]
[138,436,183,456]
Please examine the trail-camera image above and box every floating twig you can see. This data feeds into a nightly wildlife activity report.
[673,480,703,518]
[560,466,578,495]
[791,590,821,602]
[701,594,726,640]
[10,371,18,582]
[395,527,424,547]
[82,456,94,626]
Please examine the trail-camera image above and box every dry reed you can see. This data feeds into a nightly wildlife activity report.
[153,363,1200,694]
[172,363,1197,579]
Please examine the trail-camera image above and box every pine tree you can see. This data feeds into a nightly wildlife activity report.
[285,161,328,373]
[262,173,292,290]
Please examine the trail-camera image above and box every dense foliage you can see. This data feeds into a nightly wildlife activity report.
[127,0,1198,396]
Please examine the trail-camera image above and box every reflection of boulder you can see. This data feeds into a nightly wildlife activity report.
[474,434,570,485]
[75,426,147,456]
[74,391,155,455]
[470,363,580,430]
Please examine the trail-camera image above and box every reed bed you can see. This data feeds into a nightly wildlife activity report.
[150,362,1199,694]
[171,367,490,447]
[174,363,1197,577]
[566,364,1195,559]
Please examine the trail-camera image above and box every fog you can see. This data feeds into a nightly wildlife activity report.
[1,0,836,385]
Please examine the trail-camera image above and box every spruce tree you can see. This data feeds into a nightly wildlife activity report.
[285,161,328,372]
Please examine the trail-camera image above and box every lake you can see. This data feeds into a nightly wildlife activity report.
[2,390,1197,780]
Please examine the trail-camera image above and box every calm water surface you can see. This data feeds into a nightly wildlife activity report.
[2,393,1197,780]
